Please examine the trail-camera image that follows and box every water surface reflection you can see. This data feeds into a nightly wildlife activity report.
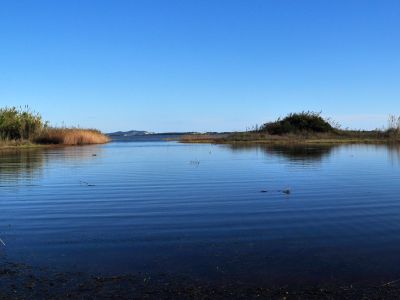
[0,149,45,184]
[0,146,104,184]
[225,144,336,163]
[1,142,400,289]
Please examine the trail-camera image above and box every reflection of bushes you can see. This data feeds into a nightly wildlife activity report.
[387,143,400,164]
[226,144,336,162]
[0,149,45,182]
[227,143,400,165]
[263,145,334,161]
[0,146,104,183]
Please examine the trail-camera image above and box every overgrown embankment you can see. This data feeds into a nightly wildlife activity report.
[0,106,109,148]
[180,112,400,145]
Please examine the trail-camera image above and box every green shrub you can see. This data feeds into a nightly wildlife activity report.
[386,115,400,137]
[260,112,335,135]
[0,106,44,140]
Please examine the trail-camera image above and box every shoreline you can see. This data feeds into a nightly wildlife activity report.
[0,130,110,150]
[180,139,400,145]
[3,137,400,148]
[0,142,107,151]
[178,133,400,146]
[0,142,55,151]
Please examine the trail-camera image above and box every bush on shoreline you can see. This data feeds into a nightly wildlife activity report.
[181,112,400,144]
[260,112,335,135]
[386,115,400,137]
[0,106,44,140]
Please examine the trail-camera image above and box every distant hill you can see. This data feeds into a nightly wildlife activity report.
[107,130,203,142]
[107,131,229,143]
[107,130,154,137]
[107,130,209,137]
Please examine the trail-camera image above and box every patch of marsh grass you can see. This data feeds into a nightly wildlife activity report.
[34,128,110,145]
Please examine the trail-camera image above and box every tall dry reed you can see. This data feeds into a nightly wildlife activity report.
[34,128,110,145]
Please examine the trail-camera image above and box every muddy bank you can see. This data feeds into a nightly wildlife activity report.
[1,260,400,300]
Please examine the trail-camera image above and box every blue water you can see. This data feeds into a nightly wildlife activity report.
[1,142,400,286]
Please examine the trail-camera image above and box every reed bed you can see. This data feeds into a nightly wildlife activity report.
[0,106,110,147]
[180,134,226,143]
[34,128,110,145]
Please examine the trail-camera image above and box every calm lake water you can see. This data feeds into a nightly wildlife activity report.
[1,141,400,287]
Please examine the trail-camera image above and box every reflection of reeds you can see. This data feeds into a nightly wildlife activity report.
[0,149,45,182]
[0,146,104,184]
[387,144,400,165]
[34,128,109,145]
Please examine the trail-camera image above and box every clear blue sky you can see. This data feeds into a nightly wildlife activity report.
[1,0,399,132]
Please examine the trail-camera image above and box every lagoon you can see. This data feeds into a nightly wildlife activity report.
[1,141,400,297]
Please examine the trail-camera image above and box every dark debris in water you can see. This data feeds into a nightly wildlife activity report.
[259,189,291,195]
[79,181,96,187]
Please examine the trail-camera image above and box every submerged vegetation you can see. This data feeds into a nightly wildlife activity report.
[181,112,400,145]
[0,106,109,148]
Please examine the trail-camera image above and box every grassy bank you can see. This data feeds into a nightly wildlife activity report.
[0,107,109,148]
[180,133,400,145]
[180,112,400,145]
